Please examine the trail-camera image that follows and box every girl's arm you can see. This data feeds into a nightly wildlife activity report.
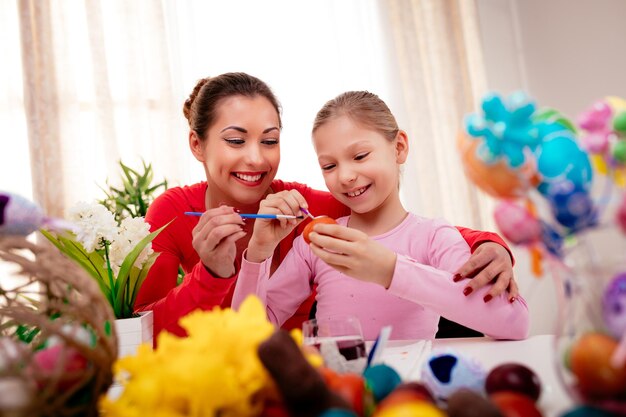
[388,223,529,340]
[232,244,313,327]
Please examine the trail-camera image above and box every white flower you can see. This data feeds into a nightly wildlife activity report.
[109,217,153,272]
[67,202,117,252]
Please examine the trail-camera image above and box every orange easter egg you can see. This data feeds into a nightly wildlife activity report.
[570,332,626,399]
[303,216,337,244]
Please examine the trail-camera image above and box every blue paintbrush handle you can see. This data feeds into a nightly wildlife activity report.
[184,212,302,219]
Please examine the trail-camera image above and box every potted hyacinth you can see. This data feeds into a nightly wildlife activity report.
[41,201,167,356]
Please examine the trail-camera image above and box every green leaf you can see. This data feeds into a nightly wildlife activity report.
[39,229,112,302]
[113,222,170,318]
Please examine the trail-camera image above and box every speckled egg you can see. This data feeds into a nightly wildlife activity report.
[602,272,626,338]
[420,350,486,404]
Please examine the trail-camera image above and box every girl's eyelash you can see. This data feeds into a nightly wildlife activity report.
[262,138,279,145]
[355,152,370,160]
[322,164,336,171]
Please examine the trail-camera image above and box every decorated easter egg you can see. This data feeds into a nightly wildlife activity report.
[363,364,402,402]
[602,272,626,339]
[303,216,337,245]
[485,363,541,401]
[570,332,626,398]
[446,388,504,417]
[374,401,445,417]
[420,350,486,403]
[490,391,543,417]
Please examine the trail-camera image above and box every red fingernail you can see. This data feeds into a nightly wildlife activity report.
[463,287,473,296]
[483,294,493,303]
[452,273,463,282]
[509,296,516,303]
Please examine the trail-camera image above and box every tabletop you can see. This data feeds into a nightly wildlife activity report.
[379,334,574,417]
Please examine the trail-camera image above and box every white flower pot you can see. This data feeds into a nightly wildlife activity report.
[114,310,153,357]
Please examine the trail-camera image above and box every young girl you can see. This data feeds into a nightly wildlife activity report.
[232,91,529,340]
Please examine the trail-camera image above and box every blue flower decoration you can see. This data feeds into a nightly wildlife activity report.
[465,92,549,168]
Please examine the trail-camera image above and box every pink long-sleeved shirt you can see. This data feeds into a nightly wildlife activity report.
[233,213,529,341]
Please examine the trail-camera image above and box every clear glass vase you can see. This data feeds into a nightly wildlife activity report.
[554,225,626,414]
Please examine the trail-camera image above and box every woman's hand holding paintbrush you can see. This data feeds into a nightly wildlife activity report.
[245,190,311,263]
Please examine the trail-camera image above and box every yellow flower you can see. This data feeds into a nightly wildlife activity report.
[101,296,277,417]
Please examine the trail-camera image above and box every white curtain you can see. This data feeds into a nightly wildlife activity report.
[382,0,495,229]
[3,0,490,230]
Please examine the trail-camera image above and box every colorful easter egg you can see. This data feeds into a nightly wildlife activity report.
[420,350,486,404]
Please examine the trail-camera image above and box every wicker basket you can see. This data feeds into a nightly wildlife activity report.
[0,236,117,417]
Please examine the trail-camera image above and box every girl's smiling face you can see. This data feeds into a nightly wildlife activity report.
[313,115,408,214]
[191,95,281,206]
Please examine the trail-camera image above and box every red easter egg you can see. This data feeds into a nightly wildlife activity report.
[303,216,337,244]
[327,372,369,416]
[486,363,542,401]
[490,391,543,417]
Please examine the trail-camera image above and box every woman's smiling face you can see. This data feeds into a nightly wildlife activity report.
[193,95,281,206]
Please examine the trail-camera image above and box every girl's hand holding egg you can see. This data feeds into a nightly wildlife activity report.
[306,220,396,288]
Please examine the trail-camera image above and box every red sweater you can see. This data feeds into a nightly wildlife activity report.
[135,180,510,341]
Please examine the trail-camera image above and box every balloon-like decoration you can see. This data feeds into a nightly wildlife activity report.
[578,97,626,186]
[460,92,618,275]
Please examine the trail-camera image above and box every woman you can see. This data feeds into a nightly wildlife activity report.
[134,72,518,340]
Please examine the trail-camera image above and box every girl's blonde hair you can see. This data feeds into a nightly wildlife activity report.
[312,91,399,142]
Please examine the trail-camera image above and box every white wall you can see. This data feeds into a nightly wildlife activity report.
[476,0,626,335]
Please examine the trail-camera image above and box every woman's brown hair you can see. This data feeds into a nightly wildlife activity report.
[183,72,282,140]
